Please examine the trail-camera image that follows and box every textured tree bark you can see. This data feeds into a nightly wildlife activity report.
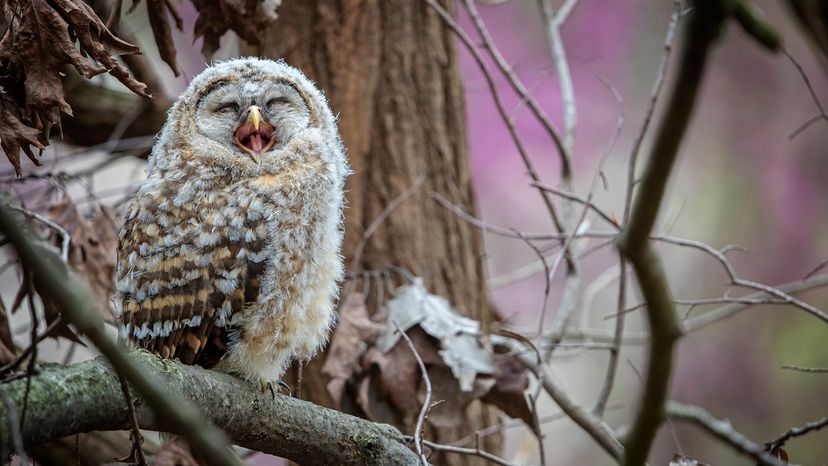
[0,353,419,466]
[247,2,498,463]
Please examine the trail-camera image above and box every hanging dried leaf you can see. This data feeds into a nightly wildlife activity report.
[0,0,148,175]
[131,0,183,76]
[378,278,496,391]
[190,0,282,57]
[321,292,386,408]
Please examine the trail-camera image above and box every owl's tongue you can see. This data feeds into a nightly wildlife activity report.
[249,133,264,152]
[234,121,276,160]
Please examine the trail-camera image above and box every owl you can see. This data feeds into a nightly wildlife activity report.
[115,58,349,394]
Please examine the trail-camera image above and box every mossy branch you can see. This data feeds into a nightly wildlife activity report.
[0,352,418,466]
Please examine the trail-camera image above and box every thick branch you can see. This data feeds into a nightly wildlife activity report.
[0,352,418,466]
[615,4,725,466]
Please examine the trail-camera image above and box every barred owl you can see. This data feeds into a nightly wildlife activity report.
[115,58,349,393]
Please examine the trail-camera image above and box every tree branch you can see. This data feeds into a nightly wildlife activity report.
[0,352,419,466]
[615,4,727,465]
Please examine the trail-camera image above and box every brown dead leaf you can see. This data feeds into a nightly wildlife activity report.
[321,292,386,408]
[427,365,493,429]
[130,0,183,76]
[361,326,441,425]
[46,200,119,320]
[0,0,148,175]
[190,0,280,57]
[480,347,532,427]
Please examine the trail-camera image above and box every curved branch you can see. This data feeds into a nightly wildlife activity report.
[0,352,419,466]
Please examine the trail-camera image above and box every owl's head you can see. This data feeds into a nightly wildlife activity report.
[152,58,344,175]
[195,78,311,163]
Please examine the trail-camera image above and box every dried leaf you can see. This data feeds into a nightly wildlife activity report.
[46,200,118,320]
[0,111,44,176]
[480,348,532,426]
[427,365,493,429]
[321,292,386,408]
[362,327,441,424]
[0,0,148,174]
[144,0,183,76]
[378,278,496,391]
[190,0,282,57]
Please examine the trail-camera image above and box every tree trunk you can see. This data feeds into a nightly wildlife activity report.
[248,1,499,463]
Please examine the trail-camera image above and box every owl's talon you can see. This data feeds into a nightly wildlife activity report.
[260,380,291,399]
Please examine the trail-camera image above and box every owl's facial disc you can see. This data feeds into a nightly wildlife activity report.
[234,105,277,163]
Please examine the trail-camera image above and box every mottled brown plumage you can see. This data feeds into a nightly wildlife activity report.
[116,58,348,386]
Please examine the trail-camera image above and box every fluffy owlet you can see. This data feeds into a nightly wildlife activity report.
[115,58,349,391]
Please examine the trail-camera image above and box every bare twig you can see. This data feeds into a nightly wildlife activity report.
[683,273,828,332]
[765,414,828,453]
[350,176,425,274]
[426,0,566,235]
[623,0,681,222]
[0,316,63,377]
[418,439,521,466]
[7,206,70,262]
[393,321,432,466]
[783,49,827,140]
[116,372,147,466]
[666,401,786,466]
[515,351,623,460]
[781,364,828,373]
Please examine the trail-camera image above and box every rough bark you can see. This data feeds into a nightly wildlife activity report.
[246,2,497,463]
[0,352,418,466]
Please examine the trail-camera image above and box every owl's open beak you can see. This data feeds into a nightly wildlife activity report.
[234,105,277,163]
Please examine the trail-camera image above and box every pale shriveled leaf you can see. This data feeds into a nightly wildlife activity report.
[378,278,495,391]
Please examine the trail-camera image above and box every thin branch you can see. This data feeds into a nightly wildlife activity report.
[765,414,828,453]
[393,321,432,466]
[117,372,147,466]
[623,0,680,222]
[515,351,623,460]
[7,206,70,262]
[683,273,828,332]
[666,401,786,466]
[784,48,828,140]
[781,364,828,373]
[425,0,566,234]
[461,0,570,174]
[616,4,725,465]
[418,439,520,466]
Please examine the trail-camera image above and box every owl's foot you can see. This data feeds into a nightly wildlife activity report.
[259,379,291,399]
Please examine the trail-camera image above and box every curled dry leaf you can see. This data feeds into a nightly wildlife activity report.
[0,0,148,175]
[321,292,386,408]
[46,199,119,321]
[190,0,282,57]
